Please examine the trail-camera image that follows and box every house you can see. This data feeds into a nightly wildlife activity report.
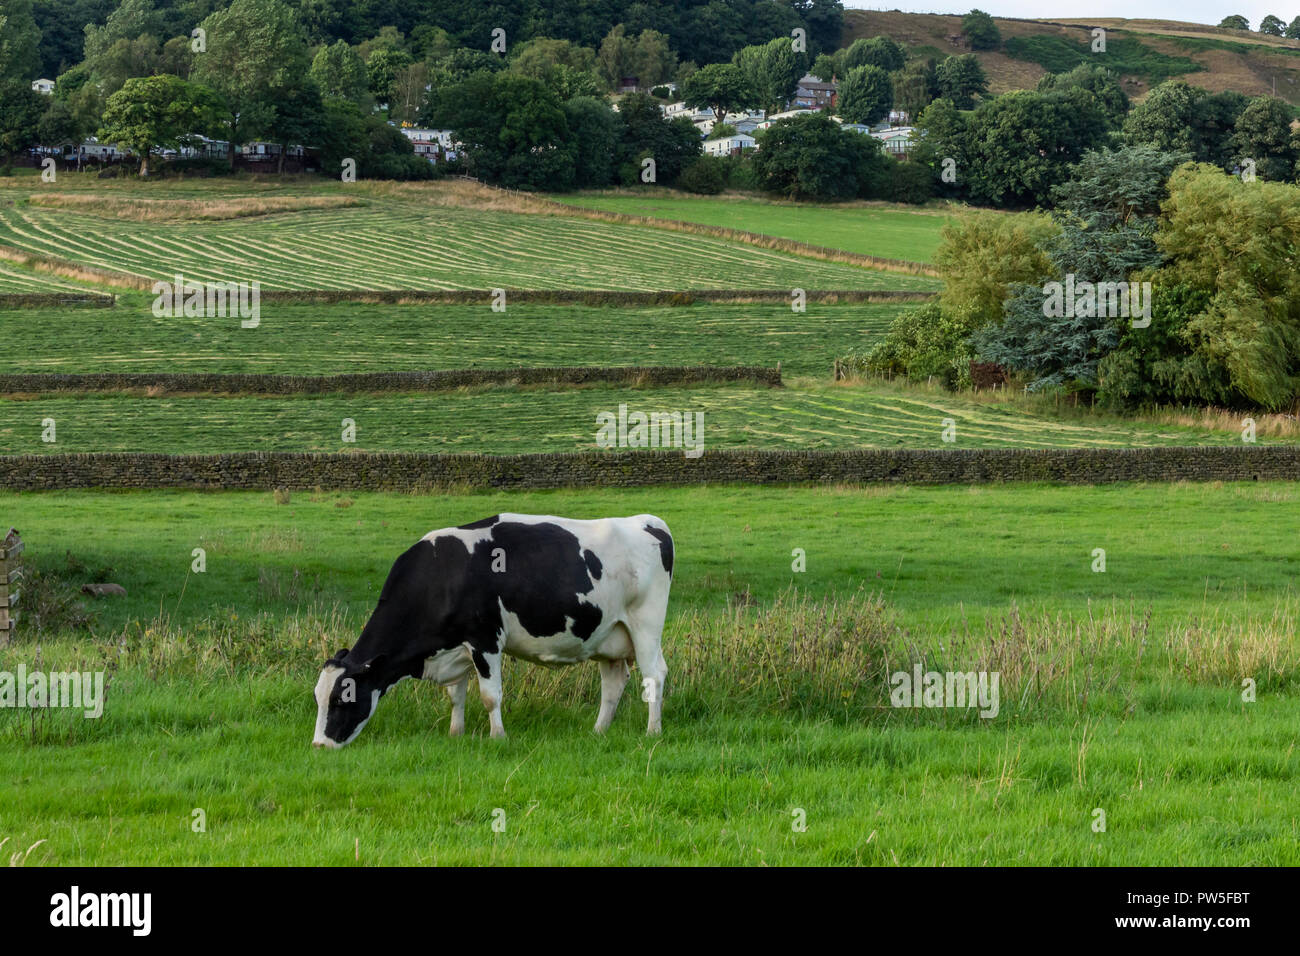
[870,127,916,158]
[755,108,819,130]
[703,133,757,157]
[793,74,836,110]
[400,127,458,163]
[31,78,54,95]
[618,76,640,93]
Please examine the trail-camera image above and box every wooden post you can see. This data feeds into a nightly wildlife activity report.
[0,528,22,647]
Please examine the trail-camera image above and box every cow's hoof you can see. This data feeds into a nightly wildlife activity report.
[448,724,464,737]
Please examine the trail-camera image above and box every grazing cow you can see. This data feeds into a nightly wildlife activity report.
[313,513,673,747]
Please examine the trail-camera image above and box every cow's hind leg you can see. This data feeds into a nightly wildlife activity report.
[627,601,669,736]
[594,659,630,733]
[445,677,468,737]
[475,650,507,739]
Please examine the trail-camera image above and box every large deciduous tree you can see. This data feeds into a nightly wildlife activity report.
[97,73,217,176]
[192,0,311,169]
[837,65,892,125]
[681,61,755,125]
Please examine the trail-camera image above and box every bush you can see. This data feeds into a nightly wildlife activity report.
[677,155,728,194]
[876,159,933,204]
[852,303,980,390]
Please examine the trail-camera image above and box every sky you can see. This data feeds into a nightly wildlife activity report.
[843,2,1290,31]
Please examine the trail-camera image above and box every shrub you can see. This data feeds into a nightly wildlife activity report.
[677,155,727,194]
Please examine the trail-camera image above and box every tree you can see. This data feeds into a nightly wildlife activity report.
[1287,17,1300,39]
[618,91,700,185]
[97,74,217,176]
[310,40,368,104]
[192,0,311,169]
[935,54,988,110]
[892,58,937,121]
[37,97,87,153]
[563,95,623,187]
[1123,80,1246,167]
[264,80,324,173]
[681,62,755,125]
[0,78,44,165]
[429,71,576,189]
[961,89,1112,207]
[1036,63,1129,128]
[733,37,805,114]
[837,65,892,125]
[1219,15,1250,29]
[316,96,433,181]
[1229,96,1300,181]
[596,24,634,89]
[0,0,42,82]
[390,62,430,125]
[842,36,905,73]
[752,114,888,200]
[911,97,967,196]
[632,29,676,89]
[961,10,1001,51]
[1102,166,1300,409]
[935,209,1059,324]
[1259,14,1285,35]
[81,0,160,64]
[366,47,412,105]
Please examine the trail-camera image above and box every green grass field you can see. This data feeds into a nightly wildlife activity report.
[2,483,1297,864]
[0,299,903,378]
[549,191,951,264]
[0,197,938,293]
[2,380,1269,454]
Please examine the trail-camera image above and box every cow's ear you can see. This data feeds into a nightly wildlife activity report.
[325,647,350,666]
[363,653,387,672]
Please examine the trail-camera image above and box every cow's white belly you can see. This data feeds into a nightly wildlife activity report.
[422,645,475,684]
[502,615,632,667]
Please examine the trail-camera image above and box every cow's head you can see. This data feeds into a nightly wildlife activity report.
[312,648,392,748]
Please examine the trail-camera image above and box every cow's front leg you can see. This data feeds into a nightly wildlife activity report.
[594,659,630,733]
[476,651,507,739]
[446,678,468,737]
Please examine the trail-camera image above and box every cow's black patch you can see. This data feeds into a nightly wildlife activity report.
[583,549,603,580]
[472,648,491,679]
[644,524,674,575]
[460,514,500,530]
[344,521,605,697]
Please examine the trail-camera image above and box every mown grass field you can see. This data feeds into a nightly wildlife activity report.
[2,483,1298,864]
[549,192,951,264]
[548,191,956,264]
[2,380,1273,454]
[0,194,938,293]
[0,262,97,294]
[0,299,903,378]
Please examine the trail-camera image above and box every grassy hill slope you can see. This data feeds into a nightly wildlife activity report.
[844,9,1300,104]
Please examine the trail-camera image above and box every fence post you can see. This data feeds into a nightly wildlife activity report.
[0,528,22,647]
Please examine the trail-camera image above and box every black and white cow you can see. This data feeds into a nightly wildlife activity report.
[313,513,674,747]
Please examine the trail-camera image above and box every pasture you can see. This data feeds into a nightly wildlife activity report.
[0,380,1270,454]
[2,483,1297,865]
[0,299,903,378]
[4,170,1297,869]
[0,192,938,293]
[549,191,951,264]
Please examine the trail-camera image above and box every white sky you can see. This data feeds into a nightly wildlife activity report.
[843,2,1289,30]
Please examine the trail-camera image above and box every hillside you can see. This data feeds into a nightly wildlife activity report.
[844,9,1300,104]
